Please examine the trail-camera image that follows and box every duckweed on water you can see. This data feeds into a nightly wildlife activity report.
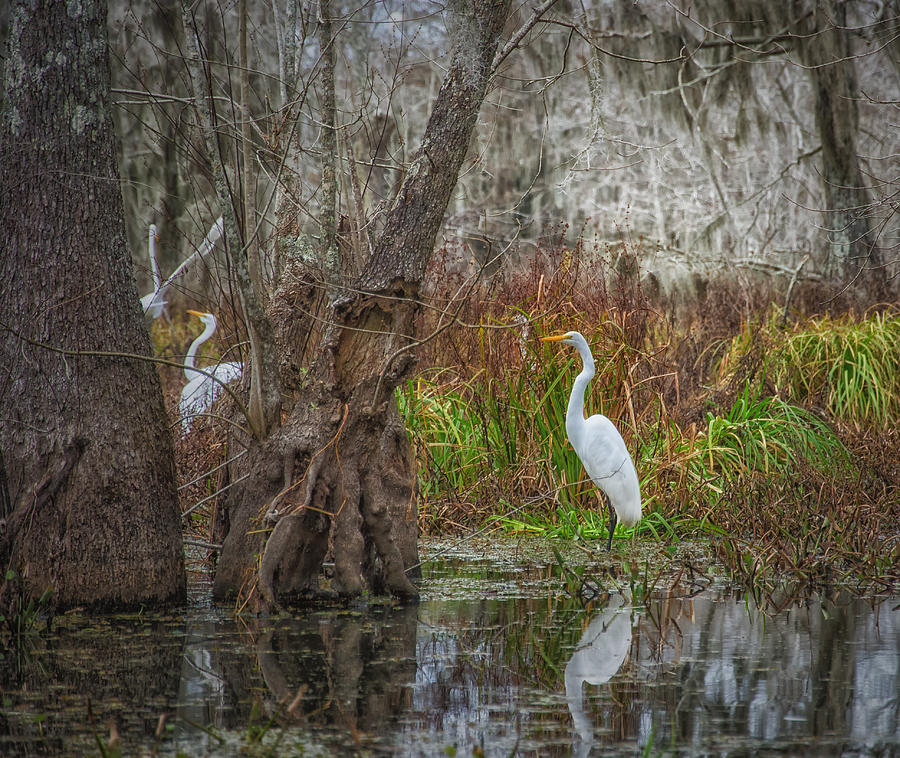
[2,539,898,757]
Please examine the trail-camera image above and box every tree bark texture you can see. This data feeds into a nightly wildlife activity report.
[804,0,884,296]
[213,0,512,608]
[0,0,185,609]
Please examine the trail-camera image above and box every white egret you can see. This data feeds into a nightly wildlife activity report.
[139,217,225,321]
[148,223,162,290]
[179,310,242,433]
[140,224,168,320]
[160,216,224,289]
[541,331,641,550]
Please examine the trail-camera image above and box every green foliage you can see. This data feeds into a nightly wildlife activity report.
[772,311,900,426]
[717,309,900,427]
[400,321,855,544]
[398,376,488,503]
[688,383,850,487]
[0,570,52,649]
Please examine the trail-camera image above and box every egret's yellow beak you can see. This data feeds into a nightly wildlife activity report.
[186,309,206,318]
[540,334,568,342]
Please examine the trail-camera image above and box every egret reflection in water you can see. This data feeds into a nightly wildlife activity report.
[2,549,899,757]
[565,592,634,756]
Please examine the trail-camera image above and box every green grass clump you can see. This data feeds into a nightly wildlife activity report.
[689,384,850,485]
[772,311,900,426]
[646,382,853,548]
[398,376,488,504]
[717,310,900,428]
[500,505,701,547]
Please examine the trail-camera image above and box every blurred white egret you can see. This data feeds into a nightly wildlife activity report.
[161,216,224,289]
[179,310,242,433]
[140,224,167,320]
[139,217,225,322]
[540,330,642,550]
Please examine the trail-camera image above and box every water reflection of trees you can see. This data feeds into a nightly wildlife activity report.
[407,596,579,755]
[2,584,896,756]
[255,604,417,732]
[179,603,419,750]
[629,590,900,753]
[0,614,184,756]
[400,588,900,756]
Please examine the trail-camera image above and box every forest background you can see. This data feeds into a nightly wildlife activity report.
[104,0,897,304]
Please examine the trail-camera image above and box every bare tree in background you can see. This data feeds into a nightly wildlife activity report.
[0,0,185,611]
[108,0,898,313]
[571,0,896,303]
[803,0,885,292]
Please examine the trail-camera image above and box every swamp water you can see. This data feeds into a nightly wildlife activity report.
[1,538,898,757]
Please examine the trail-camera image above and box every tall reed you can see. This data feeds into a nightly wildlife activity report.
[772,311,900,427]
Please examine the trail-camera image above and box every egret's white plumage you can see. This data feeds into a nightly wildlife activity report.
[140,217,225,322]
[148,223,162,291]
[541,330,642,549]
[179,310,242,433]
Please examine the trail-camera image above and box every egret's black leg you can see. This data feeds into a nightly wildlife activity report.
[606,502,617,552]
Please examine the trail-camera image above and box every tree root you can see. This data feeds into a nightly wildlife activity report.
[248,400,419,609]
[360,470,418,599]
[332,463,365,597]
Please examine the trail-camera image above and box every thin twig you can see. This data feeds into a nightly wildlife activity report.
[182,474,249,519]
[492,0,560,73]
[178,450,247,491]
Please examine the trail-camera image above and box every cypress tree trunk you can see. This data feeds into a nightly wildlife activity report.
[805,0,884,296]
[213,0,512,608]
[0,0,185,610]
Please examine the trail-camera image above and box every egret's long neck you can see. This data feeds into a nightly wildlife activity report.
[566,343,595,447]
[564,667,591,740]
[184,323,215,378]
[149,232,162,291]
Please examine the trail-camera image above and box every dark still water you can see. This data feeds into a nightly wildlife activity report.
[1,540,898,757]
